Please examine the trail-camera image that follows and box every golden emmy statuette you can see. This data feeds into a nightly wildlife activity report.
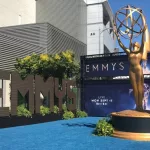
[111,5,150,141]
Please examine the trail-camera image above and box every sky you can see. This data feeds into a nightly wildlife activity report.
[108,0,150,52]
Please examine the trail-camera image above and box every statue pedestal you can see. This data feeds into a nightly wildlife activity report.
[111,110,150,141]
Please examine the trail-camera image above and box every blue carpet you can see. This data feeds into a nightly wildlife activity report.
[0,117,150,150]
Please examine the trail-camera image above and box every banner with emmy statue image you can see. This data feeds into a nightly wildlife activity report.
[83,81,150,117]
[142,59,150,74]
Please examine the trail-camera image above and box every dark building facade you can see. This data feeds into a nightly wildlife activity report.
[0,23,86,70]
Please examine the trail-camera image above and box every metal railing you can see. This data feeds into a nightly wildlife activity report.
[81,52,126,59]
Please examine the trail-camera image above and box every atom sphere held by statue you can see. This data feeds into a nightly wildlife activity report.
[113,5,150,111]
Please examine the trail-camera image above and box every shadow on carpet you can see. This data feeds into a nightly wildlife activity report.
[0,117,150,150]
[62,122,96,128]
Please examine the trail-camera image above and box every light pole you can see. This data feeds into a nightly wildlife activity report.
[99,27,113,54]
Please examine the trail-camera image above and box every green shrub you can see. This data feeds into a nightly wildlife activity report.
[53,105,59,114]
[17,105,32,118]
[94,119,114,136]
[63,111,74,120]
[76,110,88,118]
[62,104,67,112]
[15,50,80,81]
[40,105,50,116]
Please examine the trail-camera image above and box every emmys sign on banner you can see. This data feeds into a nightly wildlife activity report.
[84,57,129,77]
[82,55,150,77]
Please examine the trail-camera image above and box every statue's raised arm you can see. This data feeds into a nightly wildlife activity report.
[141,24,149,60]
[113,24,130,55]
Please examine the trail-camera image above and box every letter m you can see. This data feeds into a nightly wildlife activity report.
[35,76,54,113]
[11,72,34,115]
